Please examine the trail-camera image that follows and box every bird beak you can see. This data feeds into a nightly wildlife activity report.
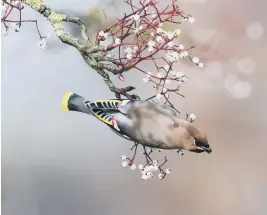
[205,148,212,154]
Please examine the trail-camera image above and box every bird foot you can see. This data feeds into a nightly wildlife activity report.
[113,86,140,100]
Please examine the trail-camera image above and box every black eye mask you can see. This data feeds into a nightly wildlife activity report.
[194,138,210,149]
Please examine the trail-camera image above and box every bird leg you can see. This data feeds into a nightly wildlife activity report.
[128,142,138,166]
[113,86,140,100]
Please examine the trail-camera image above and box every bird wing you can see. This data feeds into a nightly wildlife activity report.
[84,99,129,110]
[89,108,134,140]
[84,99,178,117]
[83,100,134,139]
[88,108,115,126]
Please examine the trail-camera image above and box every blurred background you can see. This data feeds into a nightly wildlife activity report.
[1,0,267,215]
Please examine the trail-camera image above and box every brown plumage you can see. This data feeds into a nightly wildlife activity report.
[116,100,212,154]
[62,92,212,154]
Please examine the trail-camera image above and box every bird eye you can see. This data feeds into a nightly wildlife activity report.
[194,138,210,148]
[194,138,200,145]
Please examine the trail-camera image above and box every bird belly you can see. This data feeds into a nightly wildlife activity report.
[113,113,174,149]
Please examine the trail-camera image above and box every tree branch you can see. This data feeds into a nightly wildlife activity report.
[21,0,135,98]
[24,1,84,48]
[2,0,202,103]
[62,15,89,42]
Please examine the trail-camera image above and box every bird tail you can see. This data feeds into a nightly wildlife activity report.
[61,92,92,115]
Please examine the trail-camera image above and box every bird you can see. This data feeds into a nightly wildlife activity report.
[61,92,212,154]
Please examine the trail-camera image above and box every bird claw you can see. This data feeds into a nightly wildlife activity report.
[113,87,140,100]
[130,94,141,100]
[115,92,121,99]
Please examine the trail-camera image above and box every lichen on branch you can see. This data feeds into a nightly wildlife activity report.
[47,11,64,36]
[25,0,43,10]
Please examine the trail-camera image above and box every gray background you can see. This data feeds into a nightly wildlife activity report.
[2,0,267,215]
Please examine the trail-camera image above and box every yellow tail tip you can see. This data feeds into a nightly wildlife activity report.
[62,92,73,111]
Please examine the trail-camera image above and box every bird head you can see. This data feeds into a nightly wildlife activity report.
[186,123,212,154]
